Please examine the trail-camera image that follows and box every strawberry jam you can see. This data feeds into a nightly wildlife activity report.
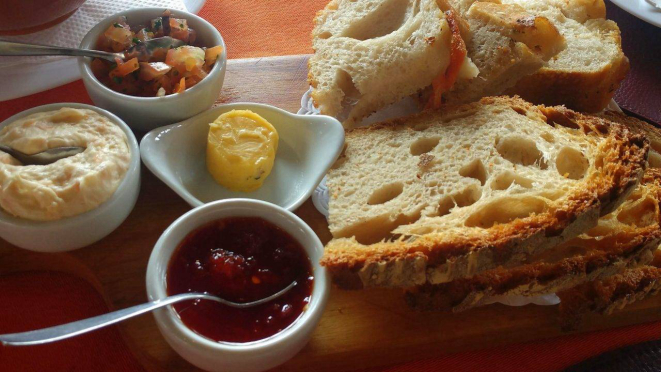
[166,217,313,343]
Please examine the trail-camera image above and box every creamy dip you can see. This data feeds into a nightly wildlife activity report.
[0,108,130,221]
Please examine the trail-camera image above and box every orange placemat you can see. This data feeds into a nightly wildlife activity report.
[199,0,328,58]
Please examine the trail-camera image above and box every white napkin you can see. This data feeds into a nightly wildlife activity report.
[0,0,186,67]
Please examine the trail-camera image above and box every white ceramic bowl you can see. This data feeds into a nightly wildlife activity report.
[146,199,329,372]
[140,102,345,210]
[0,103,141,252]
[78,7,227,132]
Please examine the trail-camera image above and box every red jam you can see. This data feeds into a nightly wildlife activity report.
[166,217,314,343]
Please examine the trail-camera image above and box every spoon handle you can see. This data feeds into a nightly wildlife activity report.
[0,40,120,62]
[0,293,204,346]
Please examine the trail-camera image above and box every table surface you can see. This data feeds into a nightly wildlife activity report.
[3,55,661,372]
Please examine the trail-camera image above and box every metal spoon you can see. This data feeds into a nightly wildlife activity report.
[0,144,86,165]
[0,281,297,346]
[0,37,185,62]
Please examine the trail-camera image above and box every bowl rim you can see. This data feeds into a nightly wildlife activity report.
[139,102,345,211]
[146,198,330,352]
[78,7,226,102]
[0,102,140,227]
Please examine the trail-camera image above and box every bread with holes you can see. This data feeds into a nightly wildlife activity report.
[321,96,648,289]
[308,0,461,128]
[502,0,629,112]
[406,168,661,312]
[308,0,565,127]
[439,1,566,105]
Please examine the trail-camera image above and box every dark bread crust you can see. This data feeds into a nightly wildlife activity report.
[557,250,661,330]
[321,96,648,289]
[406,168,661,311]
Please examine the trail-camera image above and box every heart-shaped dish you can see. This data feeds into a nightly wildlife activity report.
[140,103,345,210]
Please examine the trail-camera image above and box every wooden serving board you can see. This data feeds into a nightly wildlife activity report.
[2,54,661,372]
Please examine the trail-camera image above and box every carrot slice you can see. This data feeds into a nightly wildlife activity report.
[174,77,186,93]
[426,10,467,110]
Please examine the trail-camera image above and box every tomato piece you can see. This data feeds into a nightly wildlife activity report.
[134,28,152,42]
[169,18,192,42]
[103,18,134,52]
[111,58,140,78]
[426,10,467,110]
[108,73,140,96]
[204,46,223,66]
[138,62,172,81]
[165,46,205,72]
[154,75,173,95]
[91,58,109,77]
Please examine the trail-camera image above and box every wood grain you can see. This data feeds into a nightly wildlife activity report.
[2,54,661,372]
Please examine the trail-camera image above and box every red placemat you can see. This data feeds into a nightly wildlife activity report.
[0,271,146,372]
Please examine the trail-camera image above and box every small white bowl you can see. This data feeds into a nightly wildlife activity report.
[146,199,329,372]
[78,8,227,132]
[140,103,345,210]
[0,103,141,252]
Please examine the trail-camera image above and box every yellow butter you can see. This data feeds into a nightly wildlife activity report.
[206,110,279,192]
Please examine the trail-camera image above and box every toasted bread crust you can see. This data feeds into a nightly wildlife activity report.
[508,20,629,113]
[406,168,661,311]
[321,96,648,290]
[557,253,661,330]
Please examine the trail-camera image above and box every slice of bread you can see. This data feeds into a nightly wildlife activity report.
[321,96,648,289]
[557,249,661,330]
[505,0,629,112]
[406,168,661,312]
[441,1,566,104]
[308,0,566,127]
[308,0,457,128]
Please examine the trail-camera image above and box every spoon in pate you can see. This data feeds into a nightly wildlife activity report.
[0,144,86,165]
[0,281,297,346]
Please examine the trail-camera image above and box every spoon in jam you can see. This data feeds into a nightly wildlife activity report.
[0,144,86,165]
[0,37,185,62]
[0,281,297,346]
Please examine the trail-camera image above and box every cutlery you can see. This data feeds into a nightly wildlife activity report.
[0,144,86,165]
[0,281,297,346]
[0,37,185,62]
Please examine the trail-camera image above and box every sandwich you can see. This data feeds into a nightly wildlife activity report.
[308,0,565,127]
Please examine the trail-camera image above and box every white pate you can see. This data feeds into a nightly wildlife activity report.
[0,108,130,221]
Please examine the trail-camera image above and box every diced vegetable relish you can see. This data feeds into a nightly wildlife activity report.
[92,10,223,97]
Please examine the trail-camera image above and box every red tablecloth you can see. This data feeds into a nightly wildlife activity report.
[1,1,661,371]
